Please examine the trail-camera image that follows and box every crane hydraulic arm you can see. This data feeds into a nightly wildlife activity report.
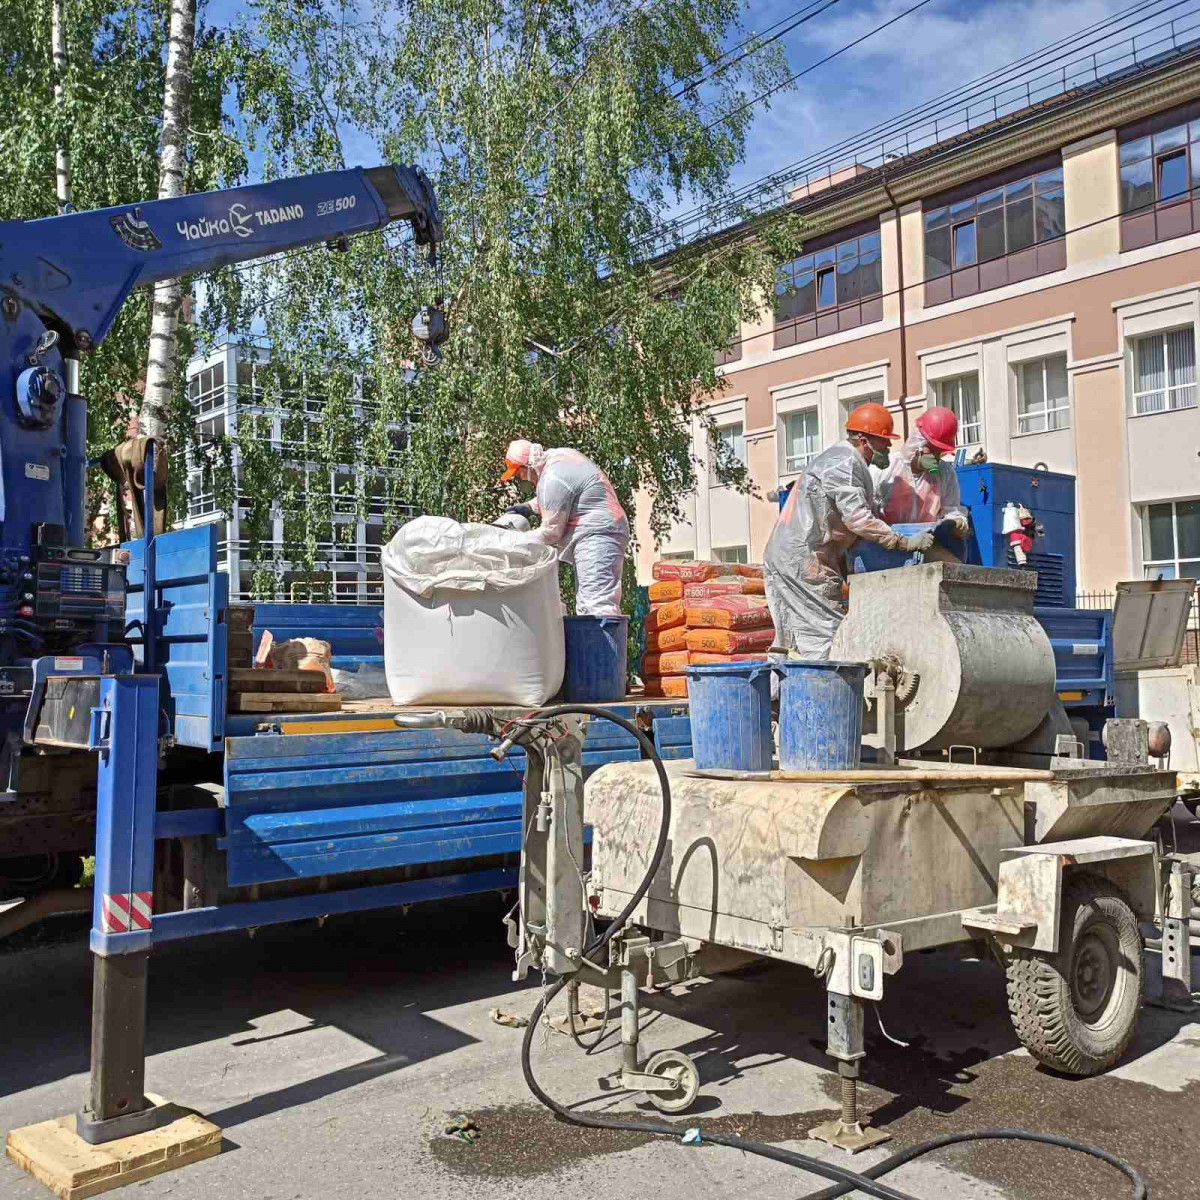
[0,163,443,735]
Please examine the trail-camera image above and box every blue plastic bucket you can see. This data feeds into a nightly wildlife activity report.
[561,616,629,702]
[685,662,776,772]
[776,660,868,771]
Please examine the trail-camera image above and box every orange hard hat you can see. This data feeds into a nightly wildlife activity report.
[845,402,900,441]
[916,405,958,453]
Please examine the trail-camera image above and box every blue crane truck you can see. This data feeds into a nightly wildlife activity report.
[0,164,692,1147]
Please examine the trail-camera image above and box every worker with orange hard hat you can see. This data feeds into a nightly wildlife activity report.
[500,439,630,616]
[763,402,933,659]
[872,405,970,535]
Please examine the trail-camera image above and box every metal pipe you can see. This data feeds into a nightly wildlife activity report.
[142,440,156,676]
[621,966,639,1072]
[0,887,93,940]
[880,172,910,440]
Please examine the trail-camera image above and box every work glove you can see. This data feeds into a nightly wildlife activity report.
[947,513,970,538]
[505,504,534,519]
[901,531,936,553]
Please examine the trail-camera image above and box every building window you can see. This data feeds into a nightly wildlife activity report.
[923,156,1065,305]
[660,551,694,563]
[775,222,883,349]
[713,545,748,565]
[1119,101,1200,250]
[188,360,226,414]
[711,421,745,472]
[842,392,885,424]
[715,341,742,367]
[1142,500,1200,581]
[1132,329,1196,414]
[933,374,982,447]
[1016,355,1070,434]
[782,408,820,473]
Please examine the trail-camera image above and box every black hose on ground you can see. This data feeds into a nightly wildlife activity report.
[515,704,1148,1200]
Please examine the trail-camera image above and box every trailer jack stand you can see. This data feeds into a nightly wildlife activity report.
[809,993,890,1154]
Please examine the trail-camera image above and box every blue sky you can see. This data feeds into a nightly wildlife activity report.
[203,0,1161,221]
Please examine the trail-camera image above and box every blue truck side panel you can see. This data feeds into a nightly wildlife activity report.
[1033,605,1113,709]
[124,525,227,751]
[251,603,383,669]
[221,707,643,886]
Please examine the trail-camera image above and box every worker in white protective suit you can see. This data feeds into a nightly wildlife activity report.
[763,403,934,659]
[500,439,630,616]
[871,406,970,548]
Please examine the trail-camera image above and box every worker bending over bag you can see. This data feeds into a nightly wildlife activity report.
[763,403,932,660]
[501,439,630,617]
[872,406,970,540]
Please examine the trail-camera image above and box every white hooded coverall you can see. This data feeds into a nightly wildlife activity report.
[871,429,969,527]
[762,440,907,659]
[526,447,630,616]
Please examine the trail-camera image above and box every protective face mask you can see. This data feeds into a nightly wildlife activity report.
[870,447,890,469]
[917,453,940,475]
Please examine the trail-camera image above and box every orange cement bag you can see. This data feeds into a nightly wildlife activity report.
[732,563,764,579]
[647,579,684,602]
[642,650,690,676]
[651,561,720,583]
[684,595,773,630]
[690,652,770,665]
[683,576,765,599]
[644,626,688,653]
[643,675,689,698]
[645,600,685,632]
[684,626,776,654]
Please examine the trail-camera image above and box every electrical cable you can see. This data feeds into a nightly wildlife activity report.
[512,703,1149,1200]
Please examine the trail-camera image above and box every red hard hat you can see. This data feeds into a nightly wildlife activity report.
[916,406,958,453]
[844,402,900,441]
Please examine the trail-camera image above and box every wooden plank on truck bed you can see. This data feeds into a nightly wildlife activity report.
[228,668,326,694]
[230,692,342,714]
[227,631,254,667]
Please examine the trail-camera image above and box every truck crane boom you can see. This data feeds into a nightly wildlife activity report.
[0,163,445,762]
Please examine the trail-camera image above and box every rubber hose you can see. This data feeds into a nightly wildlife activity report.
[516,705,1147,1200]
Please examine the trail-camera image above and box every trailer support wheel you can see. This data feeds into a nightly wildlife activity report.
[1004,874,1143,1075]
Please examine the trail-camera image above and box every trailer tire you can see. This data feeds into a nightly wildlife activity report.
[1004,873,1143,1076]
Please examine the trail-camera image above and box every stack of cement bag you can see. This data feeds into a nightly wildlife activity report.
[641,561,775,697]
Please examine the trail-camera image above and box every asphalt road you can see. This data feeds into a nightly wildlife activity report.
[2,809,1199,1200]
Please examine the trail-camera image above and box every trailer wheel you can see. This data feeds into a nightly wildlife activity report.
[643,1049,700,1113]
[1182,796,1199,818]
[1005,874,1143,1076]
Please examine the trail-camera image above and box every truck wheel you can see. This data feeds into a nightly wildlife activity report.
[1182,797,1199,818]
[643,1049,700,1113]
[1005,874,1143,1076]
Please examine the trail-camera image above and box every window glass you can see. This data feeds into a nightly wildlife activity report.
[953,220,977,268]
[1193,142,1200,192]
[1158,149,1189,202]
[1006,198,1034,252]
[783,409,820,472]
[713,421,745,467]
[713,545,749,564]
[976,188,1003,211]
[837,257,860,304]
[1120,158,1155,211]
[1034,167,1064,192]
[859,248,882,297]
[814,246,837,269]
[1180,560,1200,580]
[837,239,858,261]
[1120,134,1152,164]
[793,268,815,318]
[1145,503,1175,561]
[858,231,881,255]
[816,267,836,309]
[925,226,951,278]
[1019,361,1046,432]
[1134,333,1167,413]
[1145,563,1178,580]
[1154,123,1189,154]
[1178,499,1200,560]
[950,197,975,221]
[977,207,1006,261]
[924,206,949,230]
[213,361,224,388]
[934,375,982,446]
[1034,187,1065,241]
[1005,178,1032,202]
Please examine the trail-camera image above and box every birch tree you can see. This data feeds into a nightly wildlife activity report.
[140,0,197,441]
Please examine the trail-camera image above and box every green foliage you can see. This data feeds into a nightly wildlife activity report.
[198,0,804,593]
[0,0,245,521]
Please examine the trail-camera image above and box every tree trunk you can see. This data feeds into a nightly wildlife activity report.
[50,0,73,212]
[140,0,196,441]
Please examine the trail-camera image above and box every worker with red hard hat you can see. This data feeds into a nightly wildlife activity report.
[872,405,970,536]
[763,402,934,659]
[500,439,630,616]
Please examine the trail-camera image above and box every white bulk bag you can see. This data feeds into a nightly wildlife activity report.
[381,515,565,705]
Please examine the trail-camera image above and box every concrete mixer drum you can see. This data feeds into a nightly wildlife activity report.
[832,562,1057,753]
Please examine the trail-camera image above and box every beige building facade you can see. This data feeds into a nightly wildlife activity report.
[636,54,1200,600]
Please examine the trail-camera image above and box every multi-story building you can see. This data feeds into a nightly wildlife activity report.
[637,26,1200,605]
[181,342,414,603]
